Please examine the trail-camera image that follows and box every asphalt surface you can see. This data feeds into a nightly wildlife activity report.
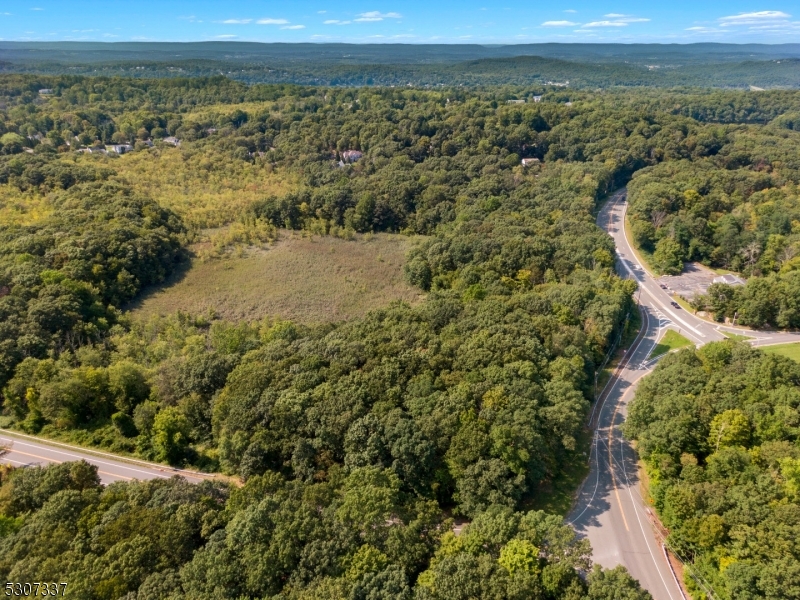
[0,428,212,484]
[568,189,800,600]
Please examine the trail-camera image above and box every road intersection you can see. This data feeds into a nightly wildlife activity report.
[568,189,800,599]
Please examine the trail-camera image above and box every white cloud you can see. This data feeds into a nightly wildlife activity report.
[317,10,326,14]
[355,11,402,22]
[257,18,289,25]
[564,9,577,13]
[720,10,790,24]
[577,14,649,28]
[582,20,628,27]
[718,10,796,31]
[747,22,800,30]
[281,25,305,29]
[324,19,351,25]
[215,34,238,38]
[542,20,579,27]
[31,7,43,10]
[222,19,252,24]
[103,33,119,38]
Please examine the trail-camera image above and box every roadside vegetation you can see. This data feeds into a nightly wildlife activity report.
[625,117,800,329]
[627,341,800,598]
[761,342,800,363]
[647,330,693,360]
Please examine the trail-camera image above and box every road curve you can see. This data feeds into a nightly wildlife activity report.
[570,189,800,600]
[0,428,212,484]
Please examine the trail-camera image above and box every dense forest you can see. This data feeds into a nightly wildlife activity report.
[1,73,800,598]
[0,458,651,600]
[626,342,800,599]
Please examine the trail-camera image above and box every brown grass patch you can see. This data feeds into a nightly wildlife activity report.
[128,231,424,324]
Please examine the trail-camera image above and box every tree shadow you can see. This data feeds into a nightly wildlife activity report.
[124,251,194,313]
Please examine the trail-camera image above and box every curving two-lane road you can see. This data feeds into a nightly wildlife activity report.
[0,428,212,484]
[569,189,800,599]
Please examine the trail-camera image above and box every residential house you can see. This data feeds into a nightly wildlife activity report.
[162,136,181,146]
[106,144,134,155]
[341,150,363,163]
[521,158,540,167]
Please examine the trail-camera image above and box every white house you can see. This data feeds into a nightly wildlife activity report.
[341,150,363,163]
[521,158,540,167]
[106,144,134,155]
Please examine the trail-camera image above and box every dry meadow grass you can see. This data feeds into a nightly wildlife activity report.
[128,231,424,324]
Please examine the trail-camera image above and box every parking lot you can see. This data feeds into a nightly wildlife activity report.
[656,262,718,299]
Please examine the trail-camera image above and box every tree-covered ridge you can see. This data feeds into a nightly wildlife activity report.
[0,460,650,600]
[626,342,800,599]
[0,181,184,386]
[1,41,799,89]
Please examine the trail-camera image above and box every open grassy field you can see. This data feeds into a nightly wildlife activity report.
[761,343,800,363]
[128,231,423,324]
[649,329,693,360]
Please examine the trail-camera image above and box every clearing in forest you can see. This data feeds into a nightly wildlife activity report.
[127,231,423,324]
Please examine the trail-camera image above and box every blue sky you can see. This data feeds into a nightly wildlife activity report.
[1,1,799,44]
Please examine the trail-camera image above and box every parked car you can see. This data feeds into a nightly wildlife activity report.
[659,284,668,290]
[670,301,680,309]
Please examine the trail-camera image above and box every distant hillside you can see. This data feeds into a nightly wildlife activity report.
[2,41,800,65]
[1,41,799,88]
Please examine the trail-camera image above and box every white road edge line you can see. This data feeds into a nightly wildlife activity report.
[0,428,212,479]
[0,438,171,479]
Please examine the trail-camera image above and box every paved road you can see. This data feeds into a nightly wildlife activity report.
[0,428,212,485]
[569,189,800,600]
